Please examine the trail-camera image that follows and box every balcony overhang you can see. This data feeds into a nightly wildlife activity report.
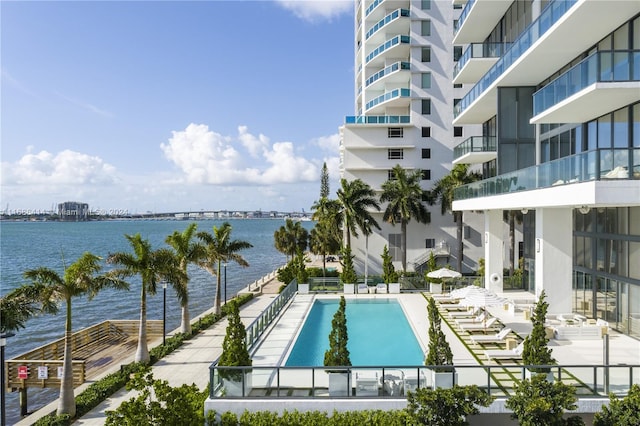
[453,0,511,44]
[453,89,496,125]
[453,180,640,212]
[453,57,498,85]
[531,82,640,124]
[452,151,497,166]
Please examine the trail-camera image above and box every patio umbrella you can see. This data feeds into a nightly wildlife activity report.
[459,287,508,309]
[426,267,462,279]
[450,284,483,299]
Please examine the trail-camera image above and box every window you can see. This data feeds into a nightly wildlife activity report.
[454,46,463,62]
[421,20,431,36]
[388,149,404,160]
[421,73,431,89]
[388,169,397,180]
[425,238,435,249]
[454,126,463,137]
[388,127,403,138]
[464,226,471,239]
[422,127,431,137]
[421,0,431,10]
[453,83,463,88]
[422,148,431,159]
[421,47,431,62]
[422,99,431,115]
[389,234,402,261]
[422,170,431,180]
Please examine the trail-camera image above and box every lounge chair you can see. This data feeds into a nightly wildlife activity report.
[485,341,525,361]
[376,283,388,294]
[448,306,481,318]
[440,303,469,311]
[470,327,512,345]
[455,312,487,325]
[459,317,500,331]
[357,283,369,294]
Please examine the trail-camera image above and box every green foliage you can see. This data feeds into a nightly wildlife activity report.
[405,385,494,426]
[339,246,358,284]
[381,245,398,284]
[522,290,555,372]
[276,260,297,285]
[307,267,339,278]
[324,296,351,367]
[273,219,309,260]
[218,300,252,380]
[33,414,72,426]
[424,298,453,369]
[505,374,584,426]
[105,368,210,426]
[320,162,330,199]
[424,252,442,284]
[212,409,409,426]
[473,258,485,286]
[294,249,309,284]
[593,384,640,426]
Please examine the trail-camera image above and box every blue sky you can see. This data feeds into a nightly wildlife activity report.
[1,0,354,214]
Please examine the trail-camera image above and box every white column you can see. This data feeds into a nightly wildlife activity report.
[535,208,573,314]
[484,209,504,292]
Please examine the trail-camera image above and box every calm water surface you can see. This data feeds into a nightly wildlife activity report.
[1,218,310,424]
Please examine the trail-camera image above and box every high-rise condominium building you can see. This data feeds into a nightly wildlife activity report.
[451,0,640,337]
[340,0,486,277]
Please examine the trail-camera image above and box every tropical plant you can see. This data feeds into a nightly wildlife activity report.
[405,385,494,426]
[218,300,252,381]
[107,234,186,364]
[310,165,342,275]
[427,163,481,272]
[425,298,453,371]
[381,245,398,285]
[339,245,358,284]
[24,252,129,417]
[503,210,524,275]
[309,220,341,275]
[593,384,640,426]
[197,222,253,316]
[337,178,380,250]
[522,290,555,373]
[1,283,58,334]
[323,296,351,367]
[424,252,442,284]
[273,219,309,261]
[380,165,430,272]
[473,258,485,286]
[506,373,585,426]
[165,223,206,335]
[294,249,309,284]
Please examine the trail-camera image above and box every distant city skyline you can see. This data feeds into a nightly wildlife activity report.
[1,1,353,213]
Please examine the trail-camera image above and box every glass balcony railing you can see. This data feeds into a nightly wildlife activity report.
[453,0,475,34]
[365,0,383,17]
[366,9,410,40]
[455,0,578,118]
[365,88,411,110]
[210,363,639,398]
[533,50,640,115]
[366,35,411,64]
[345,115,411,124]
[454,148,640,201]
[366,61,410,87]
[453,136,497,160]
[453,43,509,78]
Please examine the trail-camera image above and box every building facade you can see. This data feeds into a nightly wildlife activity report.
[58,201,89,221]
[451,0,640,337]
[340,0,488,276]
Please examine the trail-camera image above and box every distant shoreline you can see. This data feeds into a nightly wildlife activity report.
[0,214,314,223]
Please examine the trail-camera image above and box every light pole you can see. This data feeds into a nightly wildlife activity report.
[162,282,167,346]
[223,262,228,305]
[364,219,369,287]
[1,332,15,426]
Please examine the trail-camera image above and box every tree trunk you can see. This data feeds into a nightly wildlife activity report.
[215,261,222,315]
[509,211,515,275]
[136,285,150,363]
[456,212,463,273]
[401,220,407,272]
[180,304,191,335]
[57,299,75,417]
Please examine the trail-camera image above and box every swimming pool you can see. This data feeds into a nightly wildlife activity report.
[284,298,424,366]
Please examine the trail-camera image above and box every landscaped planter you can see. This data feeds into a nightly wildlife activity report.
[524,368,554,382]
[328,371,350,396]
[298,283,309,294]
[388,283,400,293]
[343,283,355,294]
[431,369,457,389]
[429,282,443,294]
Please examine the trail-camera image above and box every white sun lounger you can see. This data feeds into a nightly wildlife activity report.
[470,327,512,345]
[459,317,499,331]
[455,312,487,325]
[448,306,481,318]
[441,303,469,311]
[376,283,388,293]
[485,341,525,361]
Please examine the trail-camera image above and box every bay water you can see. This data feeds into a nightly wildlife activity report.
[0,218,311,424]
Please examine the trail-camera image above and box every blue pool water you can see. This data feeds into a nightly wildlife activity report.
[285,298,424,366]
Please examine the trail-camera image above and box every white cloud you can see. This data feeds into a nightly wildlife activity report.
[312,133,340,153]
[237,125,270,158]
[275,0,352,22]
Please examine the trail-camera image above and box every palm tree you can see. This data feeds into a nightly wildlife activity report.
[107,234,186,364]
[428,163,481,273]
[337,178,380,250]
[273,218,308,261]
[380,165,431,272]
[1,283,58,334]
[311,196,343,273]
[503,210,524,276]
[23,252,129,417]
[165,223,206,335]
[197,222,253,316]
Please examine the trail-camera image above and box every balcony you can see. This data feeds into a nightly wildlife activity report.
[366,61,410,90]
[452,136,497,165]
[365,35,411,67]
[344,115,411,125]
[453,0,512,45]
[453,43,506,85]
[532,50,640,124]
[365,88,411,113]
[453,148,640,208]
[365,9,410,44]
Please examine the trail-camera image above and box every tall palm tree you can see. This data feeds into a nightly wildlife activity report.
[23,252,128,417]
[165,223,206,335]
[1,283,58,334]
[337,178,380,250]
[197,222,253,316]
[428,163,482,273]
[273,218,308,261]
[107,234,186,364]
[380,165,431,272]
